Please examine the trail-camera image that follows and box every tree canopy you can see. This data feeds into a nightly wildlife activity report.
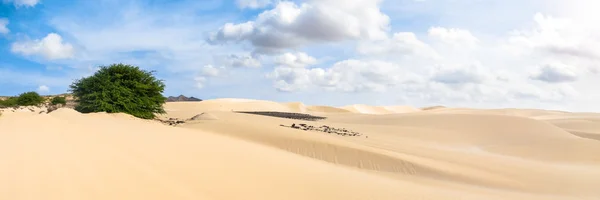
[69,63,167,119]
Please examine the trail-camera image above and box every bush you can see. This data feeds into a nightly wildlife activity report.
[50,96,67,106]
[16,91,45,106]
[69,63,167,119]
[0,97,18,108]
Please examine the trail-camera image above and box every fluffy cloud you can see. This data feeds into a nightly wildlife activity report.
[37,85,49,93]
[236,0,272,9]
[4,0,39,7]
[428,27,479,48]
[194,65,227,89]
[6,0,597,111]
[214,54,261,68]
[268,59,423,92]
[530,63,578,83]
[430,63,490,85]
[0,18,8,34]
[209,0,390,53]
[507,13,600,60]
[200,65,222,77]
[357,32,438,59]
[11,33,75,60]
[274,52,317,68]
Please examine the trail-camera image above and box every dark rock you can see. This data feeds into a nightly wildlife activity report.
[166,95,203,102]
[282,123,364,138]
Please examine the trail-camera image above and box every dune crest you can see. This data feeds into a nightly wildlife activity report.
[341,104,420,114]
[2,99,600,200]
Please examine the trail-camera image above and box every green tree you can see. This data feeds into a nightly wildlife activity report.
[50,96,67,106]
[69,63,167,119]
[16,91,45,106]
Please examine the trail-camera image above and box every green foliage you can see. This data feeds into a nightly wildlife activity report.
[0,97,18,108]
[16,92,45,106]
[50,96,67,106]
[0,92,45,108]
[69,63,167,119]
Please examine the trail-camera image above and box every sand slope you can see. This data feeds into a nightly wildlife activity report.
[1,99,600,200]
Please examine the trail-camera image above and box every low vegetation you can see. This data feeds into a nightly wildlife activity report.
[0,92,44,108]
[1,63,168,120]
[0,97,18,108]
[16,92,45,106]
[50,96,67,106]
[69,63,167,119]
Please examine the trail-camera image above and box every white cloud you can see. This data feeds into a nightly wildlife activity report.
[11,33,75,60]
[428,27,479,48]
[194,65,228,89]
[0,18,9,34]
[236,0,272,9]
[194,76,207,89]
[357,32,438,58]
[268,59,423,92]
[200,65,221,77]
[6,0,598,112]
[4,0,39,7]
[506,13,600,60]
[430,63,491,85]
[274,52,317,68]
[530,62,578,83]
[215,54,261,68]
[209,0,390,53]
[36,85,49,93]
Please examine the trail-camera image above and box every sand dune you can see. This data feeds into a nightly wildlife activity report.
[1,99,600,200]
[341,104,420,114]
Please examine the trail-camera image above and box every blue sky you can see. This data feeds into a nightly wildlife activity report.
[1,0,600,111]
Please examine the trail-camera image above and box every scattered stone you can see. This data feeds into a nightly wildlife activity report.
[156,112,219,126]
[281,123,364,137]
[189,113,219,121]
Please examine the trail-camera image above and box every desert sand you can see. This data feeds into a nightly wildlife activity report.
[1,98,599,200]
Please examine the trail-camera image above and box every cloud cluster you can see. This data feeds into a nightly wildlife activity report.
[258,2,595,108]
[268,59,422,93]
[274,52,317,68]
[209,0,390,54]
[5,0,600,111]
[428,27,479,48]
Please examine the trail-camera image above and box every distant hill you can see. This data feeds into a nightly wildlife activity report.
[166,95,203,102]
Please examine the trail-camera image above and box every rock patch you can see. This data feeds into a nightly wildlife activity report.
[190,113,219,120]
[281,123,364,137]
[156,118,187,126]
[156,112,219,126]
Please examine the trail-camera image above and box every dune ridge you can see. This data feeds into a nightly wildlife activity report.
[1,99,600,199]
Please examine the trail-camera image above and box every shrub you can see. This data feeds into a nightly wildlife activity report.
[50,96,67,106]
[0,97,18,108]
[16,92,45,106]
[69,63,167,119]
